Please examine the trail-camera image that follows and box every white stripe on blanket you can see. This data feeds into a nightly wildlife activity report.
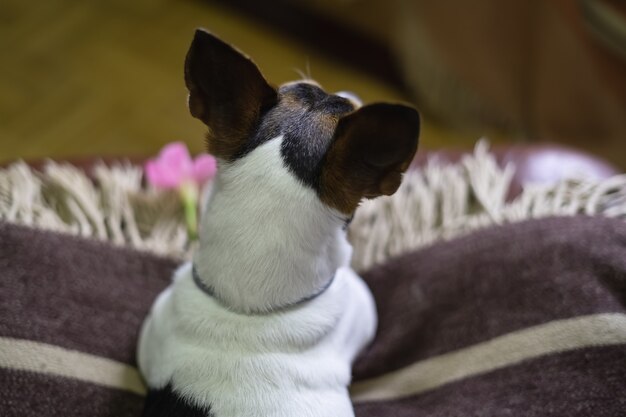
[0,337,146,395]
[350,313,626,402]
[2,313,625,401]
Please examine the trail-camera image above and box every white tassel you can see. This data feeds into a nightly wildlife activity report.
[349,142,626,271]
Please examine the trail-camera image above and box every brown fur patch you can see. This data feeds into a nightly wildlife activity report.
[184,29,277,161]
[320,104,420,214]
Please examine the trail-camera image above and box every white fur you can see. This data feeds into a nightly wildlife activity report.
[138,137,377,417]
[195,138,352,313]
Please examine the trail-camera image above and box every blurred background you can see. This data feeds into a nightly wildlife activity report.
[1,0,625,167]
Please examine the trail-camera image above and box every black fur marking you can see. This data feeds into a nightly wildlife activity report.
[342,213,354,230]
[143,384,214,417]
[235,82,355,189]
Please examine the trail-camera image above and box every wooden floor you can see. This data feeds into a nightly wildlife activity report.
[0,0,489,164]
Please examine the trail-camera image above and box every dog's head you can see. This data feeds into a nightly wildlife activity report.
[185,29,419,215]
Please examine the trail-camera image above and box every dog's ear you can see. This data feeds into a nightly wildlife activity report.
[320,103,420,214]
[185,29,278,160]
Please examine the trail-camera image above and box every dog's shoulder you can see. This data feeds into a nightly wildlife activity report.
[143,383,214,417]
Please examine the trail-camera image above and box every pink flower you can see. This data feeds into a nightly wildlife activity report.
[144,142,217,241]
[145,142,216,189]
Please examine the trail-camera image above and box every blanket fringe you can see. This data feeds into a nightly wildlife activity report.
[2,141,625,269]
[0,160,191,259]
[350,140,626,270]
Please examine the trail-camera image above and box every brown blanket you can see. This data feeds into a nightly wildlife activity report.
[1,216,625,416]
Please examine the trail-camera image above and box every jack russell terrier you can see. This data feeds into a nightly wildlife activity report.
[137,29,420,417]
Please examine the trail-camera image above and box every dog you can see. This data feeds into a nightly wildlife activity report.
[137,29,420,417]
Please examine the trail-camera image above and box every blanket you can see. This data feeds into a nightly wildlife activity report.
[1,215,625,416]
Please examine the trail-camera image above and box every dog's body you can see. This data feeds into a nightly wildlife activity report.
[138,29,419,417]
[138,138,377,417]
[138,263,376,417]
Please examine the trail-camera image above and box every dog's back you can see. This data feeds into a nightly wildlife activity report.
[138,263,376,416]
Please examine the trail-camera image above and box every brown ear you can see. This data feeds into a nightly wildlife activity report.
[320,103,420,214]
[184,29,278,160]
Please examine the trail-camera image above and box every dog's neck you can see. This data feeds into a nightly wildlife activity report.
[193,138,353,314]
